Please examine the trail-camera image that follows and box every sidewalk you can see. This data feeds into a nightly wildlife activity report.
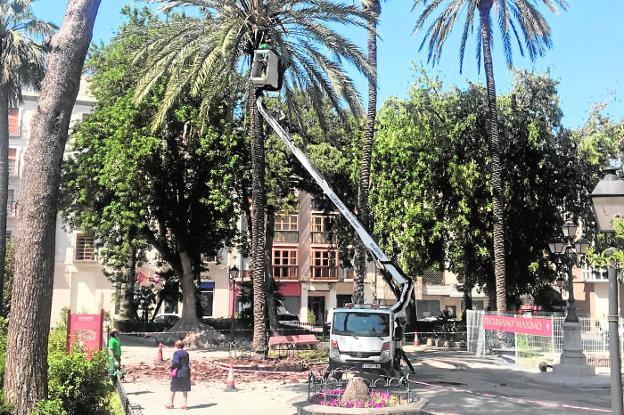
[123,380,308,415]
[120,345,612,414]
[406,349,611,414]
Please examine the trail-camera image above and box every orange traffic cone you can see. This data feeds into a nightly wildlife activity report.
[156,343,164,362]
[413,331,420,347]
[225,364,237,392]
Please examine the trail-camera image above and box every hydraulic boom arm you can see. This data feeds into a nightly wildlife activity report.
[257,96,413,317]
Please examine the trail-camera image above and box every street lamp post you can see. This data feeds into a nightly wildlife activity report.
[590,167,624,415]
[228,265,240,339]
[547,216,594,377]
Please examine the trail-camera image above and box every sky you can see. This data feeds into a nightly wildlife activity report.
[35,1,624,129]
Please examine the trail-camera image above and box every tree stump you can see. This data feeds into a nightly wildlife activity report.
[340,377,369,406]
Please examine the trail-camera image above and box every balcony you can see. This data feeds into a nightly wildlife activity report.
[582,265,608,282]
[7,201,17,217]
[310,266,339,281]
[274,230,299,243]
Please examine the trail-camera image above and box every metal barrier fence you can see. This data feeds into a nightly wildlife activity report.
[467,310,623,370]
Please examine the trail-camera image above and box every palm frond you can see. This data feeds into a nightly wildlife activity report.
[135,0,370,130]
[413,0,566,71]
[0,0,52,104]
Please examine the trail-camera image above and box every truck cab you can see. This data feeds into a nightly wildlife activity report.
[329,305,403,377]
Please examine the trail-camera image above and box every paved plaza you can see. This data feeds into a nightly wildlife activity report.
[122,346,612,414]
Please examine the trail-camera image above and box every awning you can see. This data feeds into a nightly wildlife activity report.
[278,282,301,296]
[200,281,215,290]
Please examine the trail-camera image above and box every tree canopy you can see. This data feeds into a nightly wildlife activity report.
[60,8,244,328]
[370,70,597,304]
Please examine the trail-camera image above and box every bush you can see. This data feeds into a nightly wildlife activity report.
[32,399,68,415]
[47,350,113,415]
[48,327,67,354]
[0,391,13,415]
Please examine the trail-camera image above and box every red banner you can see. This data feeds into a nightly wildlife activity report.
[67,310,104,355]
[482,314,552,337]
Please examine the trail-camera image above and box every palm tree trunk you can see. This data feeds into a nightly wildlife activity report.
[250,88,267,355]
[479,1,507,312]
[265,207,279,334]
[0,84,9,317]
[3,1,100,413]
[353,0,379,305]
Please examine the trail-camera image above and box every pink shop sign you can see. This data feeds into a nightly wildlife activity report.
[482,314,552,337]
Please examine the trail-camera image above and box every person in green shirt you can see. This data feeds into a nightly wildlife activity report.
[107,330,122,383]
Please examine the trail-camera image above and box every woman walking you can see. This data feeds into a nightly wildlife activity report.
[166,340,191,409]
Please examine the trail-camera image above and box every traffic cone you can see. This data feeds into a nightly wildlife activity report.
[156,343,164,362]
[224,364,237,392]
[413,331,420,347]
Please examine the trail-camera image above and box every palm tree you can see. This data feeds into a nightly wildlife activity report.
[134,0,372,354]
[0,0,56,316]
[413,0,567,311]
[353,0,381,305]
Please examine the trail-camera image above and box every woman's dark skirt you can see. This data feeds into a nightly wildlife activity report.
[170,376,191,392]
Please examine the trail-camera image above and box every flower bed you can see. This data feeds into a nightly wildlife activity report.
[313,389,401,409]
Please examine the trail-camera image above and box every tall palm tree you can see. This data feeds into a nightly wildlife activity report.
[134,0,372,353]
[0,0,56,316]
[413,0,567,311]
[353,0,381,305]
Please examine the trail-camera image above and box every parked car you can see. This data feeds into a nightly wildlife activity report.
[153,313,180,329]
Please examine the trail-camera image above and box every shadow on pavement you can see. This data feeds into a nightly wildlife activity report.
[187,403,217,410]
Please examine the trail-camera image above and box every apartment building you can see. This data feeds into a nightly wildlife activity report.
[565,265,624,327]
[222,192,390,324]
[5,80,117,327]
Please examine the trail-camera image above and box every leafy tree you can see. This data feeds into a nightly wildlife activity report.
[61,9,243,330]
[4,1,101,414]
[371,71,593,308]
[413,0,568,311]
[134,0,371,354]
[0,0,56,316]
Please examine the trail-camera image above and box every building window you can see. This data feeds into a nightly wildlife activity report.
[273,249,298,279]
[311,249,338,279]
[199,281,214,317]
[75,233,96,261]
[311,215,336,244]
[7,189,15,217]
[417,300,441,319]
[8,109,19,136]
[337,294,352,308]
[8,148,16,176]
[274,214,299,243]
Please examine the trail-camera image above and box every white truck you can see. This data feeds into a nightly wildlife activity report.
[252,49,415,377]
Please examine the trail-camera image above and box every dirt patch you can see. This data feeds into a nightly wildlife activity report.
[123,354,327,384]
